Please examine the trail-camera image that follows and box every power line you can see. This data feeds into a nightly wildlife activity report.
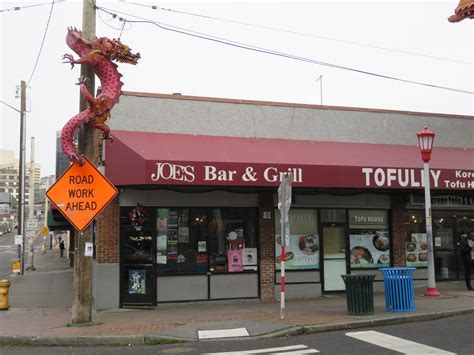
[0,0,65,13]
[97,6,132,33]
[26,0,56,88]
[120,0,473,66]
[96,5,474,95]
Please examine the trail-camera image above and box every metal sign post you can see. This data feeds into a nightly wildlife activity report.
[278,173,293,320]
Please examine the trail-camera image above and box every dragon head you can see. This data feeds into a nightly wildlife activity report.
[92,37,141,65]
[66,27,92,55]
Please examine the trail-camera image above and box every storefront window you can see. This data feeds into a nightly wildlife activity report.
[208,208,258,273]
[156,208,208,273]
[405,212,428,267]
[349,210,390,268]
[154,207,258,274]
[275,209,319,270]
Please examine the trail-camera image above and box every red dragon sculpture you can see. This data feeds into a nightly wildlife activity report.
[61,27,140,164]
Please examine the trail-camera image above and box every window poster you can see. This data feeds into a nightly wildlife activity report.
[350,231,390,268]
[167,240,178,261]
[167,212,178,262]
[156,235,167,251]
[275,234,319,270]
[406,233,428,267]
[227,250,243,272]
[156,254,167,264]
[242,248,257,266]
[128,269,146,294]
[198,241,207,252]
[157,218,167,234]
[178,227,189,243]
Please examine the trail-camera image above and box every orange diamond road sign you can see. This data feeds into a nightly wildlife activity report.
[46,157,118,231]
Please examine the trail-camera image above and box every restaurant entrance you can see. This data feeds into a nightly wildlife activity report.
[120,206,156,307]
[322,224,347,291]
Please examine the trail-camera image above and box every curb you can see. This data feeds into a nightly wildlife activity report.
[0,335,145,346]
[258,307,474,339]
[0,307,472,346]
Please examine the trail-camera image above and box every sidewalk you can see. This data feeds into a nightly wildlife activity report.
[0,250,473,346]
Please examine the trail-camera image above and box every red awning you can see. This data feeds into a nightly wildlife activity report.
[105,130,473,190]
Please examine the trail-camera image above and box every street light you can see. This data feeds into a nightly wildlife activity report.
[416,126,440,297]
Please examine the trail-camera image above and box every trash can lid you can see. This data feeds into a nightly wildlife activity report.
[379,267,416,271]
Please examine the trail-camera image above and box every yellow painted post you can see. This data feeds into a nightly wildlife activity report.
[0,279,11,310]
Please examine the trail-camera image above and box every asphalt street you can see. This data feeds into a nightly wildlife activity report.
[0,223,45,279]
[0,231,18,279]
[0,313,472,354]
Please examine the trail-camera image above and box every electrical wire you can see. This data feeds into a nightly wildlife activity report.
[97,6,132,32]
[26,0,56,88]
[96,5,474,95]
[120,0,473,66]
[0,0,65,13]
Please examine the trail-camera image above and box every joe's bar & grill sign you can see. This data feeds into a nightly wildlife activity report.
[146,161,473,190]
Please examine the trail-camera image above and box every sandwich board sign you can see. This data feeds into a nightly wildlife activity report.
[46,157,118,232]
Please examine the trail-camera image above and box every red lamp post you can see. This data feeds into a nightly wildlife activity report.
[416,127,440,297]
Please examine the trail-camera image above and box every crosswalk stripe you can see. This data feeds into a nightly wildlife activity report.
[203,344,317,354]
[346,330,455,354]
[276,350,319,354]
[198,328,249,340]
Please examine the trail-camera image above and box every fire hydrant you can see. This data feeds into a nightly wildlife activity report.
[0,278,11,310]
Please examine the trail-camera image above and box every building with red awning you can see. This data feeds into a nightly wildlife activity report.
[90,92,473,310]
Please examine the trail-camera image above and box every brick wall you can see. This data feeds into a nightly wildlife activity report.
[96,196,119,264]
[258,191,275,301]
[391,194,408,267]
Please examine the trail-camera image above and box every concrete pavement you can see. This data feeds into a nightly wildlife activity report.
[0,249,473,346]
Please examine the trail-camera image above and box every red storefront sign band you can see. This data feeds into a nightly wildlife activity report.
[145,161,473,190]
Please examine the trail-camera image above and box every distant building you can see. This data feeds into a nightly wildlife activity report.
[56,131,70,179]
[0,148,41,207]
[38,175,55,205]
[0,192,16,216]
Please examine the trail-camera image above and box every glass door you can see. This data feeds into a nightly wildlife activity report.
[120,207,156,307]
[322,225,347,291]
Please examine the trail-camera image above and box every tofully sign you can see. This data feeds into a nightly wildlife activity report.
[145,161,473,190]
[46,157,118,231]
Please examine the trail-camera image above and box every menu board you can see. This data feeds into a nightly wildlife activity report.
[406,233,428,267]
[350,231,390,268]
[275,234,319,270]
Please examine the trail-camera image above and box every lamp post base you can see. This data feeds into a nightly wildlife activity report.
[424,287,441,297]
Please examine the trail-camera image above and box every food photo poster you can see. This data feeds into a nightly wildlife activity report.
[406,233,428,267]
[350,231,390,268]
[275,234,319,269]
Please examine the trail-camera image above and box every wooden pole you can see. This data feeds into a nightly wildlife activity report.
[18,81,27,275]
[71,0,96,324]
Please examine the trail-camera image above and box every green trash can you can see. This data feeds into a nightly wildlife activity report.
[341,274,376,315]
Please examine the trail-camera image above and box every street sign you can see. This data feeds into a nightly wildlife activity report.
[41,226,49,235]
[12,261,21,274]
[278,174,293,213]
[46,157,118,232]
[14,235,22,245]
[26,219,38,231]
[277,173,294,320]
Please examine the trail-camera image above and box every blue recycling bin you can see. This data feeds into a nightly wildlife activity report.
[379,267,416,312]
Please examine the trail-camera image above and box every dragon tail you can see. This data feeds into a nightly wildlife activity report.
[61,108,93,165]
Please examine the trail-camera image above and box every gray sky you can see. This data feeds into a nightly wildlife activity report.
[1,0,473,177]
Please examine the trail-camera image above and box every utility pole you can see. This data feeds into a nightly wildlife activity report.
[27,136,36,271]
[71,0,96,324]
[18,80,27,276]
